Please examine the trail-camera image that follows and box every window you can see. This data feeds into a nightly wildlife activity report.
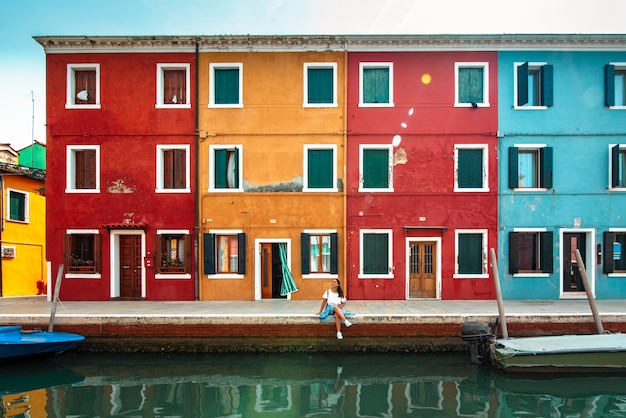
[605,63,626,108]
[156,64,190,108]
[508,145,553,189]
[203,232,246,276]
[304,63,337,107]
[301,231,338,275]
[610,144,626,189]
[359,229,393,278]
[515,62,553,108]
[359,63,394,107]
[604,231,626,274]
[455,63,489,107]
[66,64,100,108]
[156,145,190,193]
[64,231,101,274]
[509,230,553,274]
[454,145,489,191]
[209,145,242,192]
[66,146,100,193]
[209,63,243,108]
[7,189,28,222]
[455,230,487,277]
[304,145,337,191]
[156,232,191,274]
[359,145,393,192]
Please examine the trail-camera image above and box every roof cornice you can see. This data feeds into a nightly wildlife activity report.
[34,34,626,54]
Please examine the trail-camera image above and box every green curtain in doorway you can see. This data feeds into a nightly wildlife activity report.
[279,243,298,296]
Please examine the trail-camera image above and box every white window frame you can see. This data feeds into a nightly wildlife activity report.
[358,229,394,279]
[303,62,338,108]
[359,62,394,108]
[209,63,243,108]
[210,229,245,279]
[359,144,393,192]
[66,229,102,279]
[155,63,191,109]
[66,64,101,109]
[303,144,338,192]
[608,227,626,277]
[302,229,338,279]
[155,229,192,279]
[155,144,191,193]
[454,62,489,108]
[513,143,548,191]
[453,229,488,279]
[209,144,243,192]
[454,144,489,192]
[511,227,550,277]
[608,143,626,191]
[66,145,100,193]
[608,62,626,110]
[513,62,549,110]
[6,188,29,223]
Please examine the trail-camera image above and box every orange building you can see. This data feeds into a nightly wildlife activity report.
[197,37,347,300]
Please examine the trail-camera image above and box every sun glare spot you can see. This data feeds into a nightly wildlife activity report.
[421,74,432,84]
[392,135,402,147]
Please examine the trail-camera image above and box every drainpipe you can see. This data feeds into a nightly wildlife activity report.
[0,173,3,297]
[194,40,200,300]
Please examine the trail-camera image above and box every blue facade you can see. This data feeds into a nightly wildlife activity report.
[498,50,626,299]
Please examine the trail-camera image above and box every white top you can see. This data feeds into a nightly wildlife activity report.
[323,289,346,306]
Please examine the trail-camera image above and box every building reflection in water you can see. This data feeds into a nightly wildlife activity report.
[2,353,626,417]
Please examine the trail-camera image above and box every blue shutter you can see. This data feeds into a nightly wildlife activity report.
[237,233,246,274]
[540,147,553,189]
[517,62,529,106]
[300,233,309,274]
[606,64,616,107]
[203,233,216,275]
[541,65,553,107]
[508,147,519,189]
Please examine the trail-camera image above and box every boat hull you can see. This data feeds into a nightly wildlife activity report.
[0,326,85,361]
[492,333,626,373]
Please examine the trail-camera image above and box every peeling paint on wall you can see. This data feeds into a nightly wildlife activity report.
[107,178,137,193]
[393,147,407,165]
[244,177,304,192]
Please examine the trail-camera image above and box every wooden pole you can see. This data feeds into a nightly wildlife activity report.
[48,264,64,332]
[574,249,604,334]
[490,248,508,339]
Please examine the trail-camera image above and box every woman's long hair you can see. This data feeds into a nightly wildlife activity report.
[334,279,344,298]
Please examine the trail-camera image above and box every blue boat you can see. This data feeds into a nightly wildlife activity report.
[0,325,84,361]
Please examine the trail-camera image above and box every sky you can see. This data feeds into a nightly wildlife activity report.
[1,0,625,151]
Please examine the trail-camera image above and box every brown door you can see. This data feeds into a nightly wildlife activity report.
[261,243,273,299]
[409,241,437,298]
[563,232,587,292]
[120,235,142,298]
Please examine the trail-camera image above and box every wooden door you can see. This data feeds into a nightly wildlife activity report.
[408,241,437,298]
[563,233,587,292]
[261,243,273,299]
[120,235,142,298]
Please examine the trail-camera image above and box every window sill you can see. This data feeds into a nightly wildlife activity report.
[303,103,338,108]
[453,274,489,279]
[65,104,101,110]
[155,273,191,279]
[453,187,490,192]
[208,187,244,193]
[302,188,339,193]
[207,274,244,279]
[608,106,626,110]
[208,103,244,109]
[513,187,548,192]
[358,274,394,279]
[155,188,191,193]
[155,103,191,109]
[358,187,394,193]
[513,105,548,110]
[358,102,395,108]
[608,273,626,277]
[512,273,550,278]
[66,273,101,279]
[65,189,100,193]
[303,273,338,279]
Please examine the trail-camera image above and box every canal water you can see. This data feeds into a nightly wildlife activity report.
[1,352,626,417]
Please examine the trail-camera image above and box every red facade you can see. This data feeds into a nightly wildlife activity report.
[45,51,196,301]
[346,52,498,300]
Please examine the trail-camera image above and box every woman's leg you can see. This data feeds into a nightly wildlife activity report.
[333,309,342,332]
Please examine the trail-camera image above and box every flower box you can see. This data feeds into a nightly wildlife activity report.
[158,266,186,273]
[68,265,96,273]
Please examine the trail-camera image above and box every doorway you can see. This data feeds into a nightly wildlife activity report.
[562,232,588,293]
[407,238,440,299]
[255,239,292,300]
[120,235,143,299]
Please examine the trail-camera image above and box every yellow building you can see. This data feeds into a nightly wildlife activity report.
[0,162,46,297]
[197,37,347,300]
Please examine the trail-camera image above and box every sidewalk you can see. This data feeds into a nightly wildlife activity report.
[1,297,625,352]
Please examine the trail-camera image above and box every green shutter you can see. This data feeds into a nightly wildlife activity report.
[604,232,615,274]
[308,149,333,188]
[9,192,25,221]
[363,149,389,188]
[517,62,529,106]
[459,67,483,104]
[301,233,310,274]
[540,231,553,273]
[458,149,483,188]
[612,145,620,188]
[458,233,482,274]
[509,232,519,274]
[308,68,333,104]
[215,149,227,188]
[540,147,553,189]
[203,233,216,275]
[541,65,553,107]
[508,147,519,189]
[330,233,338,275]
[237,233,246,274]
[363,233,388,274]
[363,68,389,104]
[215,68,239,104]
[606,64,616,107]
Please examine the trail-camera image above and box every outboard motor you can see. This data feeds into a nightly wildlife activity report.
[461,322,494,365]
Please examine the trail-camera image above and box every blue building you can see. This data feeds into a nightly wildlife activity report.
[497,35,626,299]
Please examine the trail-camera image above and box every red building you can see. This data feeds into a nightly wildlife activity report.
[346,48,498,300]
[37,37,197,301]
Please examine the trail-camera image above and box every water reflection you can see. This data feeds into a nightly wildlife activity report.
[1,352,626,417]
